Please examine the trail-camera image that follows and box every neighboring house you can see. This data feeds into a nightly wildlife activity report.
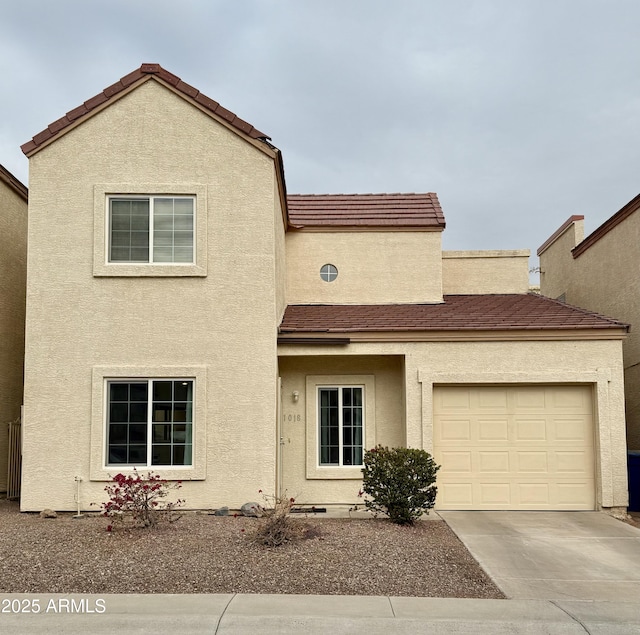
[19,64,630,514]
[539,195,640,454]
[0,164,28,495]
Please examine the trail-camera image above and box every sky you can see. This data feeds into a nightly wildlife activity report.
[1,1,639,268]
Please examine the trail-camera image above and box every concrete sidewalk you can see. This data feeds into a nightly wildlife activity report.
[1,593,639,634]
[439,511,640,601]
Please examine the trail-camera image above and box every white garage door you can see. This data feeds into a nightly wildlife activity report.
[433,385,595,510]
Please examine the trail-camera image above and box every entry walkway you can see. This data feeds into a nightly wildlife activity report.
[439,511,640,601]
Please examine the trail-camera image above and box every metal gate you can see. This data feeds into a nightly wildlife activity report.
[7,418,21,500]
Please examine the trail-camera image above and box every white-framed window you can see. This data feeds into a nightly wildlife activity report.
[320,263,338,282]
[106,379,194,467]
[108,196,195,264]
[318,386,364,466]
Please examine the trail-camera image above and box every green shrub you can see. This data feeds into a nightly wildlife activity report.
[360,445,440,525]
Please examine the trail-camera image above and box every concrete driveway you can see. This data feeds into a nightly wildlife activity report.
[439,511,640,602]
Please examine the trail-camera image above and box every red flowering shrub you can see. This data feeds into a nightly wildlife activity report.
[100,469,184,529]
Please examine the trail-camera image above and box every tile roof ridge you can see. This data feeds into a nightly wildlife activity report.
[288,192,438,197]
[22,63,270,156]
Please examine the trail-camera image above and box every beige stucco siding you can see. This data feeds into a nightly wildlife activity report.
[285,231,443,304]
[22,80,282,510]
[540,215,640,449]
[278,338,627,511]
[278,355,405,503]
[539,219,584,301]
[274,181,287,322]
[442,250,530,294]
[0,177,27,492]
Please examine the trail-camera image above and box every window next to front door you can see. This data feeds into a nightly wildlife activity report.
[318,386,364,467]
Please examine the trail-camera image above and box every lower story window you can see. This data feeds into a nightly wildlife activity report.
[318,386,364,466]
[107,379,193,466]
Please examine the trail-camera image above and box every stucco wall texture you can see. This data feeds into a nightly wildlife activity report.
[286,231,444,304]
[0,177,27,492]
[278,338,628,511]
[442,250,530,295]
[22,81,283,511]
[540,216,640,450]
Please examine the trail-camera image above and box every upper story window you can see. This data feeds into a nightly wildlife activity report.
[320,263,338,282]
[109,196,194,264]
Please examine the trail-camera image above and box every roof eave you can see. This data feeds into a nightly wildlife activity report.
[22,64,273,158]
[277,327,628,343]
[572,193,640,259]
[0,164,28,201]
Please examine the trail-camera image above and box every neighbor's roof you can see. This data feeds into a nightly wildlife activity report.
[21,63,270,156]
[287,193,445,229]
[572,193,640,258]
[0,164,28,201]
[279,294,628,333]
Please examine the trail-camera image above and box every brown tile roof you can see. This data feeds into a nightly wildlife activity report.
[279,294,628,333]
[286,193,445,228]
[21,63,270,156]
[572,193,640,258]
[0,164,28,201]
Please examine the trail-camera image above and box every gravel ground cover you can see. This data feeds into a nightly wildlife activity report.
[0,498,504,598]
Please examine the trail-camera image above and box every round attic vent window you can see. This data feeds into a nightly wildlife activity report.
[320,264,338,282]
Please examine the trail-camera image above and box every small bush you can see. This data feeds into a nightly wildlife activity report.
[100,469,184,529]
[247,493,308,547]
[360,445,440,525]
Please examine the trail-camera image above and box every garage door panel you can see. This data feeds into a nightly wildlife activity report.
[437,418,472,441]
[479,483,511,505]
[441,451,472,472]
[518,483,550,505]
[478,451,510,473]
[515,418,547,440]
[439,388,471,409]
[440,483,474,506]
[434,386,595,510]
[478,388,508,409]
[555,450,592,473]
[554,417,592,441]
[514,387,547,409]
[516,451,548,473]
[478,418,509,440]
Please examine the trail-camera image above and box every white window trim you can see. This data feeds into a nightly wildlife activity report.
[305,374,375,480]
[93,184,208,277]
[317,385,365,467]
[108,195,196,265]
[90,365,207,481]
[105,378,195,468]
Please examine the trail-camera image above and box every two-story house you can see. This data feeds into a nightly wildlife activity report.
[18,64,630,514]
[0,164,27,498]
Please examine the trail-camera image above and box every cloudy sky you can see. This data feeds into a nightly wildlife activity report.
[1,1,638,265]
